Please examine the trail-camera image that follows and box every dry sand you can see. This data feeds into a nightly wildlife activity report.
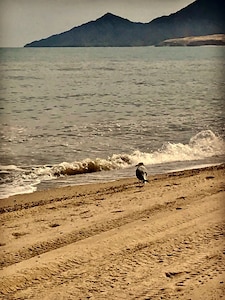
[0,164,224,299]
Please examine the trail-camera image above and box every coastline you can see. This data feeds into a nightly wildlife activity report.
[155,34,225,47]
[0,164,224,299]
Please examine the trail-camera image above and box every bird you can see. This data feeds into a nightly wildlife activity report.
[135,162,149,184]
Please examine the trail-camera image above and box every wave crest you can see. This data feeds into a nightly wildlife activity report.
[51,153,135,177]
[0,130,224,198]
[47,130,225,177]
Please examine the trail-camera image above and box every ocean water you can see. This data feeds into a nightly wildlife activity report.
[0,46,225,198]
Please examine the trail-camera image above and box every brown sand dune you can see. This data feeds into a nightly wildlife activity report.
[156,34,225,46]
[0,164,224,299]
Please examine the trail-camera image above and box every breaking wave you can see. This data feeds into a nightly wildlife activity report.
[0,130,224,198]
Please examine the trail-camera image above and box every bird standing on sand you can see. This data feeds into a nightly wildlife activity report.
[136,162,149,184]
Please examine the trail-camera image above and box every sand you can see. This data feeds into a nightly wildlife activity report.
[0,164,224,299]
[156,34,225,46]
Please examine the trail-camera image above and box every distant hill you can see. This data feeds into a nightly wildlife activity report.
[156,34,225,46]
[24,0,225,47]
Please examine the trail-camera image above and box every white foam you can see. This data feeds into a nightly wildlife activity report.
[0,130,224,199]
[0,184,37,199]
[124,130,225,166]
[168,163,221,173]
[0,165,23,171]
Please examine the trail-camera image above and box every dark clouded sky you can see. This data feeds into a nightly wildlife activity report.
[0,0,194,47]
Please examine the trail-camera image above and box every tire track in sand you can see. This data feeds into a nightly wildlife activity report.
[0,191,224,299]
[1,166,224,270]
[0,185,222,269]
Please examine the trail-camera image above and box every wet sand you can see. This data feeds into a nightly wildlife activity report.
[0,164,225,299]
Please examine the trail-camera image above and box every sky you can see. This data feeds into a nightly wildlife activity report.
[0,0,195,47]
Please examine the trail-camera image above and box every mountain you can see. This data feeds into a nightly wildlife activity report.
[25,13,144,47]
[24,0,225,47]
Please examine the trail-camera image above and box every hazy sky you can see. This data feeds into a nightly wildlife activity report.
[0,0,194,47]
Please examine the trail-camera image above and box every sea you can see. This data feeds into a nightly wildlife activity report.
[0,46,225,199]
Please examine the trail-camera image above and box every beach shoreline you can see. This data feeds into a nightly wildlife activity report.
[0,164,224,299]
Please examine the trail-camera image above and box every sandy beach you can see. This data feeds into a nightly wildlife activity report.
[0,164,224,299]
